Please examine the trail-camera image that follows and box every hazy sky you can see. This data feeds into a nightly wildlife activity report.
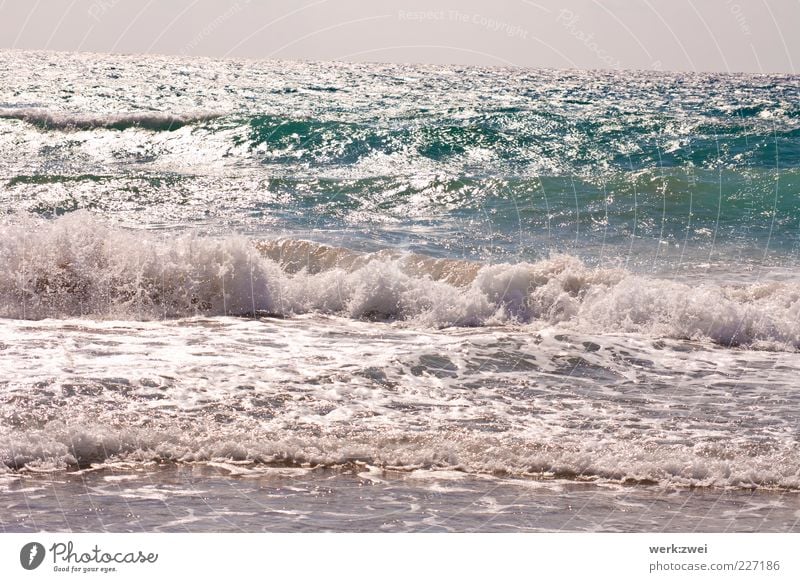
[0,0,797,73]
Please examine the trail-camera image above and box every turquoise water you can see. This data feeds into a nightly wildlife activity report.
[1,53,797,264]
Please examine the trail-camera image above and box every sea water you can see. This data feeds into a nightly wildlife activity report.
[1,50,799,531]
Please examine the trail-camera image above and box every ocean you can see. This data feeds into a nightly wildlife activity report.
[1,50,799,532]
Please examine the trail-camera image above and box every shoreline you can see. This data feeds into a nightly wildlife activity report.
[4,464,799,533]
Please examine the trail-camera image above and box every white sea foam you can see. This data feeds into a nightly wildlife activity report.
[1,304,797,489]
[0,213,797,349]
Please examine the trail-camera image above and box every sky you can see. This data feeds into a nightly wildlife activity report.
[0,0,797,73]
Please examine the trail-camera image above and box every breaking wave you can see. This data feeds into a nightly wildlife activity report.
[4,422,800,490]
[1,213,798,349]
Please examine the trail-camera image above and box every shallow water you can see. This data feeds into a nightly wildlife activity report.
[4,465,800,533]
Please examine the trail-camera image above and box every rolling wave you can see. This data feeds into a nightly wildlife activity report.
[240,111,800,170]
[0,108,220,131]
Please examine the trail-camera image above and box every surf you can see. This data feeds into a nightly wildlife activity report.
[0,212,797,350]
